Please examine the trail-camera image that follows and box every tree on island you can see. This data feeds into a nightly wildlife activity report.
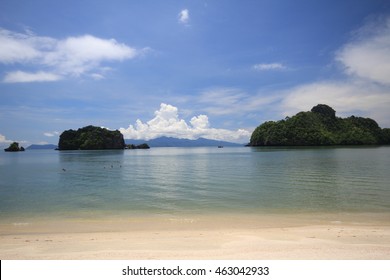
[125,143,150,149]
[58,125,125,150]
[4,142,25,152]
[249,104,390,146]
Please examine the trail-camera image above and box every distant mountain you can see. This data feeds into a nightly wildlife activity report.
[125,136,243,147]
[26,144,58,150]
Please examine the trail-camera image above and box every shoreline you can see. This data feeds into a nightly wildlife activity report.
[1,212,390,259]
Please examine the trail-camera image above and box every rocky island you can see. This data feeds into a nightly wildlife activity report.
[249,104,390,146]
[58,125,125,150]
[4,142,25,152]
[125,143,150,149]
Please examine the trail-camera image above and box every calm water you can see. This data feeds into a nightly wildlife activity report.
[0,146,389,219]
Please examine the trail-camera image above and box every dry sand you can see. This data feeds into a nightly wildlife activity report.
[1,212,389,259]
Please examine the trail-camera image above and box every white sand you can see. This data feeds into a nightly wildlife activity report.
[1,213,389,259]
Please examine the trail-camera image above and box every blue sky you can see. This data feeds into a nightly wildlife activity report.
[1,0,390,145]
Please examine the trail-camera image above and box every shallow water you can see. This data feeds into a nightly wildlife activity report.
[1,146,389,219]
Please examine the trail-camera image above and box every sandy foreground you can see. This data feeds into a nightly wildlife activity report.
[1,212,389,259]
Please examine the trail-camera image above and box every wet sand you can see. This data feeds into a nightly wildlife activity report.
[1,213,389,259]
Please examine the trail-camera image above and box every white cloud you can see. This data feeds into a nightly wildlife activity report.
[190,114,210,129]
[178,9,190,24]
[44,35,138,76]
[0,133,13,144]
[0,28,147,82]
[253,63,286,71]
[119,103,250,143]
[0,28,49,63]
[195,16,390,129]
[43,131,60,137]
[336,17,390,85]
[281,80,390,125]
[90,73,105,80]
[193,17,390,129]
[279,17,390,128]
[3,71,61,83]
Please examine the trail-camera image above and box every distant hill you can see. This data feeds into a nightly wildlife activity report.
[26,144,58,150]
[125,136,243,147]
[249,104,390,146]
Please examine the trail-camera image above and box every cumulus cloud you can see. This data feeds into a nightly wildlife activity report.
[119,103,250,143]
[178,9,190,25]
[253,63,286,71]
[0,133,13,144]
[0,28,147,82]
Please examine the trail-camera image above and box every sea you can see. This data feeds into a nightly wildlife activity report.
[1,146,390,220]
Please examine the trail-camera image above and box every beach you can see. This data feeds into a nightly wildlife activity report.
[1,148,390,260]
[1,212,389,259]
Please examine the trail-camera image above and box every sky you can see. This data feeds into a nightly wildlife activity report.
[1,0,390,146]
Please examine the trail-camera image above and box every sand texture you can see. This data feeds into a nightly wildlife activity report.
[1,213,389,259]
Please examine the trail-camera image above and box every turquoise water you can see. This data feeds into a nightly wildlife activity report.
[1,146,389,219]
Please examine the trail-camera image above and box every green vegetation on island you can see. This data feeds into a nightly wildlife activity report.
[58,125,125,150]
[249,104,390,146]
[125,143,150,149]
[4,142,25,152]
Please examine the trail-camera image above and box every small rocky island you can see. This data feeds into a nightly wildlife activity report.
[58,125,125,150]
[249,104,390,146]
[125,143,150,149]
[4,142,25,152]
